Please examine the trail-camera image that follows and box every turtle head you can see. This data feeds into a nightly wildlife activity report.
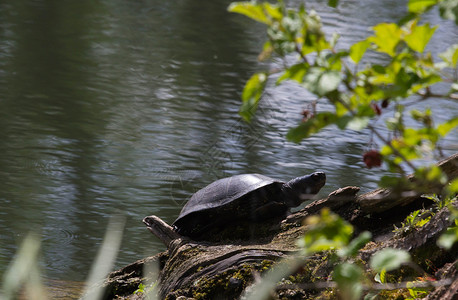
[281,172,326,207]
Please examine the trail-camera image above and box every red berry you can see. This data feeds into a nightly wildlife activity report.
[301,109,314,122]
[363,150,382,169]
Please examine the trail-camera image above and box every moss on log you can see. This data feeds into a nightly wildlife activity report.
[103,153,458,300]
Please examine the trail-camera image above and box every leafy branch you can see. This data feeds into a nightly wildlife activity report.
[229,0,458,193]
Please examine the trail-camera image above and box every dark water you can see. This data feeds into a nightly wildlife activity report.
[0,0,456,286]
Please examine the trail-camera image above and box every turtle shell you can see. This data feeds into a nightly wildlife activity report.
[172,174,284,236]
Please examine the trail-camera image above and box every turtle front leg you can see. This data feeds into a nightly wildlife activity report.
[143,215,181,247]
[252,202,288,221]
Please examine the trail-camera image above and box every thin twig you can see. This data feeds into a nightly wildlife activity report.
[275,278,454,292]
[295,43,309,66]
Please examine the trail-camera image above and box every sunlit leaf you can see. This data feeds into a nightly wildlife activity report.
[299,209,354,254]
[277,63,308,84]
[411,74,442,93]
[407,0,438,14]
[338,231,372,258]
[228,2,270,24]
[416,216,431,227]
[368,23,402,56]
[437,226,458,249]
[330,33,340,48]
[328,0,339,8]
[380,269,386,284]
[240,72,267,121]
[370,248,411,272]
[437,117,458,136]
[325,51,347,71]
[414,165,447,185]
[346,116,370,131]
[263,2,283,20]
[451,82,458,93]
[287,112,338,142]
[446,178,458,195]
[302,68,341,96]
[258,41,274,61]
[302,35,331,55]
[439,44,458,67]
[439,0,458,25]
[350,40,371,64]
[335,100,349,117]
[404,22,437,53]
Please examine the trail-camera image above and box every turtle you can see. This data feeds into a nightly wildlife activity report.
[170,172,326,239]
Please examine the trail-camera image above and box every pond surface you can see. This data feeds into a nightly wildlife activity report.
[0,0,457,288]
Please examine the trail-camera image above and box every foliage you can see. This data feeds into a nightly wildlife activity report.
[134,283,146,294]
[437,200,458,249]
[301,209,410,300]
[228,1,458,298]
[393,208,433,236]
[300,210,411,300]
[0,217,126,300]
[228,0,458,193]
[369,248,411,273]
[393,194,457,239]
[298,208,356,255]
[245,207,457,300]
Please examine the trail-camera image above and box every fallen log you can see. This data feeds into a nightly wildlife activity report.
[357,153,458,214]
[103,153,457,300]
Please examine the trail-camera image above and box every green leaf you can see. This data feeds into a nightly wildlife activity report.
[452,82,458,93]
[277,63,308,85]
[374,269,387,284]
[439,44,458,67]
[346,116,370,131]
[240,72,267,121]
[437,226,458,250]
[328,0,339,8]
[333,263,364,300]
[263,2,283,20]
[298,209,354,254]
[134,283,146,294]
[407,0,438,14]
[258,40,274,61]
[413,165,448,186]
[404,22,437,53]
[379,269,387,283]
[338,231,372,258]
[437,117,458,136]
[228,2,270,24]
[302,68,341,96]
[368,23,402,56]
[350,40,371,64]
[370,248,411,272]
[447,178,458,195]
[287,112,338,142]
[439,0,458,25]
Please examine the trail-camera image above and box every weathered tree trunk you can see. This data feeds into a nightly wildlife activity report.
[357,152,458,214]
[103,153,458,300]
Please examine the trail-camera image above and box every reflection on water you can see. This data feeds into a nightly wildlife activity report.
[0,0,457,285]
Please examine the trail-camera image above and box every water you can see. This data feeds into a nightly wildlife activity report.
[0,0,456,288]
